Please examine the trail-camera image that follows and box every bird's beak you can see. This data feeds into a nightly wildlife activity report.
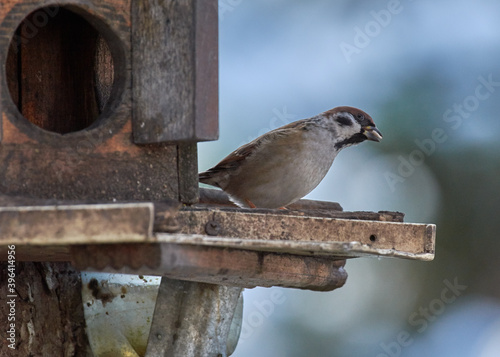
[362,126,383,142]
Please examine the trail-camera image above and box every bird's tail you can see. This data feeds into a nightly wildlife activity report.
[198,170,221,188]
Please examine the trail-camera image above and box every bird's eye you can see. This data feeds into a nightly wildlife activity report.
[357,113,364,120]
[336,115,352,126]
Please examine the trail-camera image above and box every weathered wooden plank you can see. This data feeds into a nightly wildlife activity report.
[193,205,404,223]
[173,209,434,258]
[14,245,72,262]
[193,0,219,141]
[0,140,179,201]
[197,188,404,221]
[70,243,348,291]
[155,233,435,261]
[0,203,154,244]
[145,278,241,357]
[132,0,218,143]
[0,199,432,260]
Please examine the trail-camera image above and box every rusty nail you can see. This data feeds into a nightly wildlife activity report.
[205,220,221,236]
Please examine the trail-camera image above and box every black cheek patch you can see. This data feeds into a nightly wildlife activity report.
[334,133,367,150]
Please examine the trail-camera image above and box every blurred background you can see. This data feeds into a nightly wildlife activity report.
[198,1,500,356]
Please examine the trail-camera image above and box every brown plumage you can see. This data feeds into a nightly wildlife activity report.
[199,106,382,208]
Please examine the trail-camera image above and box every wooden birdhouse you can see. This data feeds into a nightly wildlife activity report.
[1,0,217,202]
[0,1,436,356]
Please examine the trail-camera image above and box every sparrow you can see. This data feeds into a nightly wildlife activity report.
[199,106,382,209]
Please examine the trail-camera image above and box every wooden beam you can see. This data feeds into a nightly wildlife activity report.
[70,243,348,291]
[0,203,153,244]
[155,232,434,261]
[0,199,434,261]
[132,0,218,143]
[172,208,433,258]
[0,198,432,289]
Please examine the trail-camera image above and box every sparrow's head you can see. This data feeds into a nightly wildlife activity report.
[322,106,382,150]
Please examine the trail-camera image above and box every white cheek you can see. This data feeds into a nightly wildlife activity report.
[336,123,362,141]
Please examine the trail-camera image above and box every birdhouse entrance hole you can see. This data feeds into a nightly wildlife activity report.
[5,6,120,134]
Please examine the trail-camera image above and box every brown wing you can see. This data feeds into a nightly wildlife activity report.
[199,120,310,187]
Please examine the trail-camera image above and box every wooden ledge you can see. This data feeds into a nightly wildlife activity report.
[168,207,434,260]
[0,191,435,290]
[71,243,348,291]
[0,201,433,259]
